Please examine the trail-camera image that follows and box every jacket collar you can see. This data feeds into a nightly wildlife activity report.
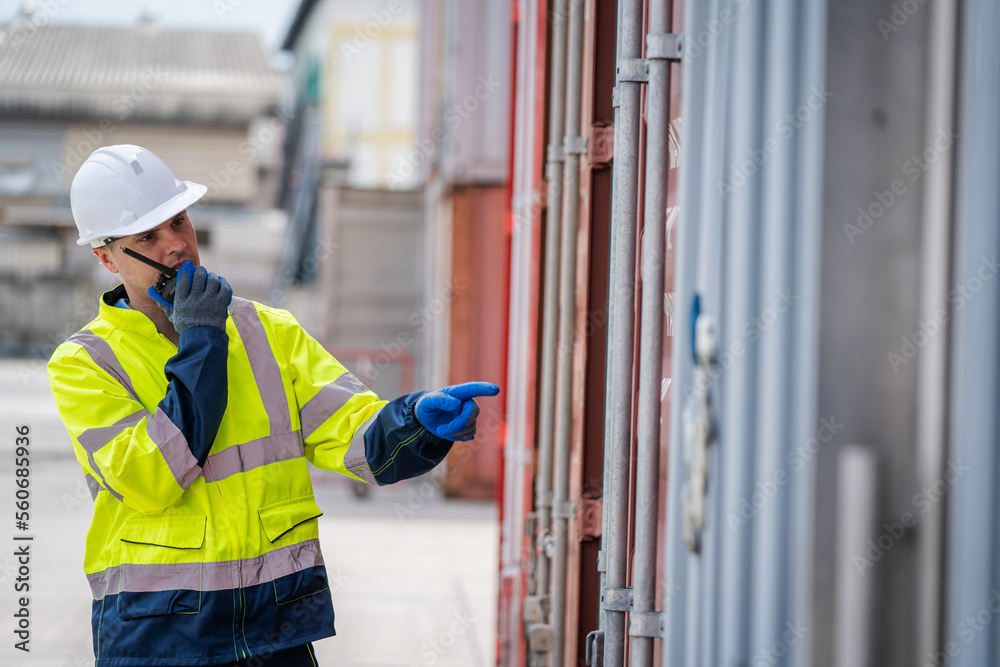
[97,284,162,335]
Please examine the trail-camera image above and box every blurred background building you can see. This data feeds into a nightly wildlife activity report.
[278,0,509,497]
[277,0,427,408]
[0,6,287,353]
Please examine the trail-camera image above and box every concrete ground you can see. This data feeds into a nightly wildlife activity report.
[0,358,498,667]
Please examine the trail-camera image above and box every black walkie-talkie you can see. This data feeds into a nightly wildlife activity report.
[118,246,179,304]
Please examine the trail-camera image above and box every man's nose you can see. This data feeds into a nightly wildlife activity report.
[160,226,189,258]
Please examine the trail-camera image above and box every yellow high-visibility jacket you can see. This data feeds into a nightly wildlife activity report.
[48,285,452,666]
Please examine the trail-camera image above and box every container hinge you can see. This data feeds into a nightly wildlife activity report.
[552,500,578,518]
[585,630,605,666]
[617,58,649,83]
[578,497,603,538]
[602,586,633,612]
[563,135,588,156]
[629,610,666,638]
[647,32,683,61]
[523,595,550,624]
[588,125,615,166]
[527,623,553,653]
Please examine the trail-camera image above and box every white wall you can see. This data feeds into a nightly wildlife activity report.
[292,0,421,189]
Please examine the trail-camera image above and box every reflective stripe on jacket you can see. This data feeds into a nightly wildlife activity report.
[47,285,451,666]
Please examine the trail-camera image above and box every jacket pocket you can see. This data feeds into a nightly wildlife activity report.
[117,514,206,620]
[258,497,328,604]
[257,496,323,543]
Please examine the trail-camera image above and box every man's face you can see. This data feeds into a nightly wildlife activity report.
[93,210,200,303]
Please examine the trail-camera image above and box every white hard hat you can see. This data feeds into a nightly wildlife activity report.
[70,145,207,247]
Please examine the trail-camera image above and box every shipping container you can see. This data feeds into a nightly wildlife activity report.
[495,0,1000,666]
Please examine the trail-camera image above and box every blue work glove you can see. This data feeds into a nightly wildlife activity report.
[415,381,500,441]
[149,261,232,333]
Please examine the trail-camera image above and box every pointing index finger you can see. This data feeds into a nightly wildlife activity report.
[442,382,500,401]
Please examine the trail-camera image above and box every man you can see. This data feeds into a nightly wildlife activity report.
[47,145,498,667]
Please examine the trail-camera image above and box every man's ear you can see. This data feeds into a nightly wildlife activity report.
[93,246,120,274]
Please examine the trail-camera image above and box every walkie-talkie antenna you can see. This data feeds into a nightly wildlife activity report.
[118,246,177,277]
[117,246,180,304]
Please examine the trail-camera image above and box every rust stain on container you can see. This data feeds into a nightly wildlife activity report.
[589,124,615,166]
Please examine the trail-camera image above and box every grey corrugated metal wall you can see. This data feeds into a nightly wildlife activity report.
[946,0,1000,664]
[663,0,827,664]
[663,0,1000,665]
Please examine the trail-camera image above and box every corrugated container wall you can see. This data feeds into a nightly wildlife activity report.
[498,0,1000,666]
[499,0,681,663]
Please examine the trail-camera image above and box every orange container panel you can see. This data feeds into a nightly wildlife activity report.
[445,184,510,499]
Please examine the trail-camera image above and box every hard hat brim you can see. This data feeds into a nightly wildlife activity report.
[77,180,208,247]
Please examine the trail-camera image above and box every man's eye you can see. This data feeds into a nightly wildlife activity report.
[139,234,154,242]
[172,217,185,227]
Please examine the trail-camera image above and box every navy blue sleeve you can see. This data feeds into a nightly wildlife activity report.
[158,326,229,466]
[364,390,454,485]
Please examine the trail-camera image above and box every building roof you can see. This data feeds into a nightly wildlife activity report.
[0,22,286,124]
